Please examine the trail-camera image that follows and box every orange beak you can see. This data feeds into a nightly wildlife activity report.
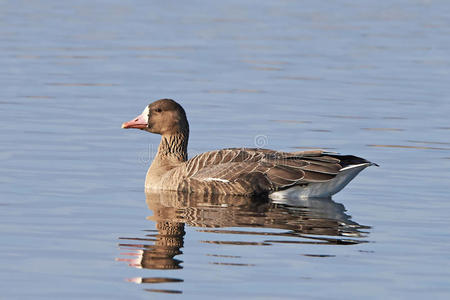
[122,113,147,129]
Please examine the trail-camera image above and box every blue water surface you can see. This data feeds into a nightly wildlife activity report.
[1,1,449,299]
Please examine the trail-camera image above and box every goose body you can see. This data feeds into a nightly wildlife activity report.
[122,99,376,198]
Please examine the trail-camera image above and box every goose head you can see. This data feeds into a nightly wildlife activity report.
[122,99,189,135]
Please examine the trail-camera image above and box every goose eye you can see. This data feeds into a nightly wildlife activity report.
[154,108,162,113]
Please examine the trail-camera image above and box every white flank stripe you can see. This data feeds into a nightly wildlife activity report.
[339,163,370,171]
[204,177,230,183]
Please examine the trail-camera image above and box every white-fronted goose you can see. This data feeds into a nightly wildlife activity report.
[122,99,377,198]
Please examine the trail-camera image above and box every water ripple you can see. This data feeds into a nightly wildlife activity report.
[116,192,370,293]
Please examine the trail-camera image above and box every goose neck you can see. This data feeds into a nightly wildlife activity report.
[156,132,188,163]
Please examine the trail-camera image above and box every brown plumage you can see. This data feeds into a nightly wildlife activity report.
[122,99,376,197]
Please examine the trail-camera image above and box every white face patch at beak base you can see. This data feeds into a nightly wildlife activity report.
[141,106,150,123]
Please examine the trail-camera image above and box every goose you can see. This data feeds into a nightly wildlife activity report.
[122,99,377,199]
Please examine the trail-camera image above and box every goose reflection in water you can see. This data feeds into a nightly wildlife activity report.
[117,192,370,294]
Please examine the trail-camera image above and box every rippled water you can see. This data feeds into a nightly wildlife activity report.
[117,193,370,295]
[1,0,450,299]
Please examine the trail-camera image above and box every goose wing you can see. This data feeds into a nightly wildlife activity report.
[179,148,349,194]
